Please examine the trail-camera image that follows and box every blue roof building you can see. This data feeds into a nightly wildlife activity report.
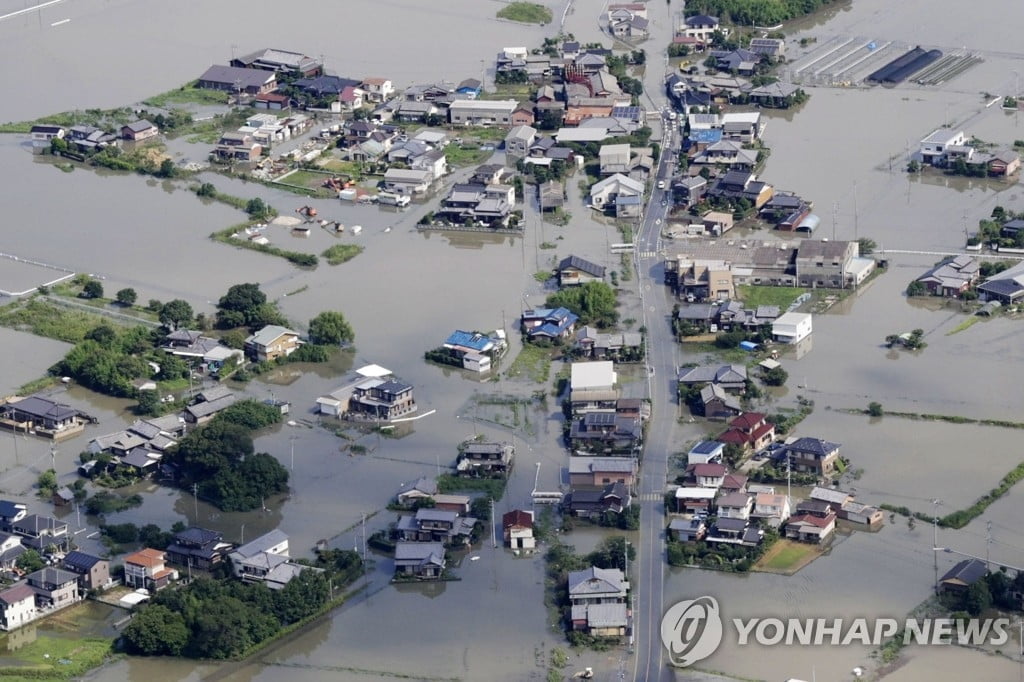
[445,330,496,353]
[523,308,579,340]
[689,129,723,145]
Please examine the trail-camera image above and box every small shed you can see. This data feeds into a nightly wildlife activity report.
[758,358,781,370]
[739,340,759,352]
[977,301,1002,316]
[119,589,151,609]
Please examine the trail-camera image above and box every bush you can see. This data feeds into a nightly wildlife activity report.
[867,402,884,417]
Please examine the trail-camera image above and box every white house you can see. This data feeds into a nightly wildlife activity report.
[752,493,791,527]
[599,143,632,175]
[590,173,644,210]
[688,441,724,465]
[229,530,290,580]
[383,168,433,195]
[716,492,753,520]
[681,14,724,43]
[919,128,967,166]
[448,100,518,126]
[0,583,36,631]
[772,312,812,344]
[505,125,537,157]
[570,361,617,392]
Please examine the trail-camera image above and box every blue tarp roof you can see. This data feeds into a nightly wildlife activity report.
[445,330,493,352]
[739,341,759,351]
[689,129,723,144]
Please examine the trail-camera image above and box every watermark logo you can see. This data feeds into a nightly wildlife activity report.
[660,596,723,667]
[661,596,1012,667]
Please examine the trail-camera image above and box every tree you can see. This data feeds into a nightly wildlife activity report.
[867,401,884,417]
[212,400,283,430]
[157,158,178,179]
[116,288,138,306]
[905,281,927,297]
[217,283,267,329]
[761,365,789,386]
[545,281,619,328]
[963,579,993,616]
[138,523,175,550]
[196,182,216,198]
[160,299,194,330]
[124,604,190,655]
[220,329,248,349]
[17,550,45,573]
[134,389,162,416]
[857,238,877,255]
[37,470,57,497]
[102,522,139,544]
[245,198,269,218]
[82,279,104,299]
[308,311,354,346]
[85,324,117,346]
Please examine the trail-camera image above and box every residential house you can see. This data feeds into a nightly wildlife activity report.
[785,512,836,543]
[457,442,514,478]
[707,171,774,210]
[748,81,802,108]
[252,92,290,110]
[432,494,471,514]
[244,325,300,362]
[568,566,629,637]
[198,65,277,95]
[989,149,1021,176]
[120,120,159,142]
[0,502,27,532]
[978,260,1024,304]
[569,457,636,488]
[692,140,759,169]
[11,515,68,552]
[184,386,236,425]
[165,527,230,571]
[599,144,632,175]
[0,583,36,631]
[557,255,606,287]
[808,486,853,508]
[511,106,535,127]
[698,384,742,419]
[749,38,786,58]
[751,493,791,527]
[570,413,642,455]
[394,541,445,579]
[716,491,753,520]
[709,49,760,75]
[505,125,537,158]
[30,125,64,142]
[915,255,980,297]
[383,168,433,195]
[566,482,631,518]
[839,501,884,526]
[678,364,748,393]
[66,125,118,152]
[571,361,617,392]
[395,477,438,506]
[456,78,482,99]
[688,441,724,465]
[539,180,566,209]
[396,508,476,546]
[229,530,290,580]
[440,329,506,372]
[669,516,708,542]
[938,559,988,594]
[347,378,417,420]
[0,532,25,571]
[707,517,762,546]
[674,486,717,515]
[795,239,858,288]
[448,100,518,126]
[681,14,721,44]
[772,312,813,344]
[410,148,448,179]
[718,412,775,453]
[590,173,645,217]
[919,128,967,166]
[360,77,394,103]
[691,462,727,489]
[574,328,644,362]
[60,551,110,591]
[124,549,177,591]
[291,75,361,99]
[0,395,86,439]
[230,48,322,77]
[214,132,262,161]
[611,15,649,38]
[503,510,535,550]
[778,437,841,476]
[720,472,748,494]
[720,112,763,142]
[26,567,80,609]
[522,307,579,340]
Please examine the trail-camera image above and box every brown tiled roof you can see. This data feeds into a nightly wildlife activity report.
[125,548,165,568]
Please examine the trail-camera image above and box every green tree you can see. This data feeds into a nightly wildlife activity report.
[857,238,877,255]
[102,522,139,544]
[82,279,104,299]
[906,281,927,297]
[761,365,789,386]
[867,401,884,417]
[37,469,57,496]
[160,299,194,330]
[245,198,269,218]
[16,549,45,573]
[124,604,190,655]
[220,329,248,349]
[308,311,354,345]
[116,288,138,306]
[212,400,283,430]
[586,536,635,569]
[196,182,216,198]
[157,159,178,179]
[138,523,175,550]
[963,579,993,616]
[85,324,117,346]
[217,283,268,329]
[545,281,619,328]
[134,389,162,416]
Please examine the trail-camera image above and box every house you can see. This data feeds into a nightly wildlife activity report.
[522,307,579,340]
[809,486,853,508]
[691,462,727,489]
[456,78,482,99]
[721,472,748,494]
[795,240,858,288]
[361,77,394,103]
[0,502,27,531]
[748,81,803,108]
[674,486,717,515]
[291,75,361,99]
[165,527,230,571]
[681,14,721,44]
[441,329,507,369]
[575,328,644,362]
[395,477,438,506]
[707,517,763,546]
[567,482,631,517]
[0,532,25,571]
[49,486,73,508]
[749,38,786,58]
[557,256,606,287]
[505,125,537,158]
[590,173,645,215]
[915,255,980,297]
[457,442,514,478]
[60,551,110,591]
[396,508,476,545]
[709,49,760,75]
[839,501,884,526]
[611,15,649,38]
[692,140,759,169]
[699,384,743,419]
[938,559,988,594]
[600,143,632,175]
[383,168,433,196]
[678,364,748,393]
[778,437,841,476]
[184,387,236,426]
[30,124,65,142]
[230,48,322,77]
[569,457,636,488]
[669,516,708,543]
[119,120,159,142]
[919,128,967,166]
[539,180,566,210]
[229,530,289,581]
[977,260,1024,304]
[214,132,261,161]
[571,361,617,392]
[772,312,812,344]
[394,541,445,579]
[751,493,791,527]
[989,149,1021,176]
[448,100,518,126]
[347,378,417,420]
[253,92,290,110]
[503,510,535,550]
[198,65,277,95]
[568,566,629,637]
[0,583,36,631]
[26,567,80,609]
[716,491,753,520]
[720,112,763,142]
[688,441,724,465]
[569,413,642,455]
[11,515,68,552]
[0,395,86,439]
[243,325,300,362]
[511,106,535,127]
[124,549,177,591]
[410,148,448,180]
[718,412,775,453]
[785,512,836,543]
[431,494,471,514]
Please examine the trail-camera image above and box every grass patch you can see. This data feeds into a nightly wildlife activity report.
[506,344,553,383]
[534,271,552,283]
[0,635,114,680]
[736,285,809,309]
[211,223,318,268]
[444,144,490,167]
[0,298,122,343]
[436,474,507,501]
[0,108,135,134]
[278,169,336,190]
[753,539,821,574]
[143,82,229,108]
[317,158,364,178]
[322,244,365,265]
[18,375,60,395]
[946,316,981,335]
[496,1,553,24]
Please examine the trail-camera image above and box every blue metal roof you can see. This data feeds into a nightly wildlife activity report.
[690,441,724,455]
[689,129,723,144]
[445,330,493,352]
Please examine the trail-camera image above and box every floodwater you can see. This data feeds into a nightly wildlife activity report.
[0,0,1021,679]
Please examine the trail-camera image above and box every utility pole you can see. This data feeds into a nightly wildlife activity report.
[491,498,497,548]
[49,444,57,472]
[290,435,297,471]
[831,201,838,241]
[193,483,199,523]
[987,521,993,567]
[786,452,792,506]
[362,512,367,560]
[240,523,245,545]
[932,498,942,593]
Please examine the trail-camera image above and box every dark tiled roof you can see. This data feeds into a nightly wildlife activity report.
[559,255,606,278]
[63,550,103,572]
[941,558,987,585]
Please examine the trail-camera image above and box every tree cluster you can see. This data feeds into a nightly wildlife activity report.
[215,283,287,331]
[545,281,619,328]
[686,0,838,26]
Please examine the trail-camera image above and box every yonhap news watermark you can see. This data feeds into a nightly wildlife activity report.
[661,596,1012,667]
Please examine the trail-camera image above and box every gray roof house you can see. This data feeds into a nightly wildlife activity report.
[394,541,446,579]
[505,125,537,157]
[197,65,277,95]
[558,256,606,287]
[678,364,748,392]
